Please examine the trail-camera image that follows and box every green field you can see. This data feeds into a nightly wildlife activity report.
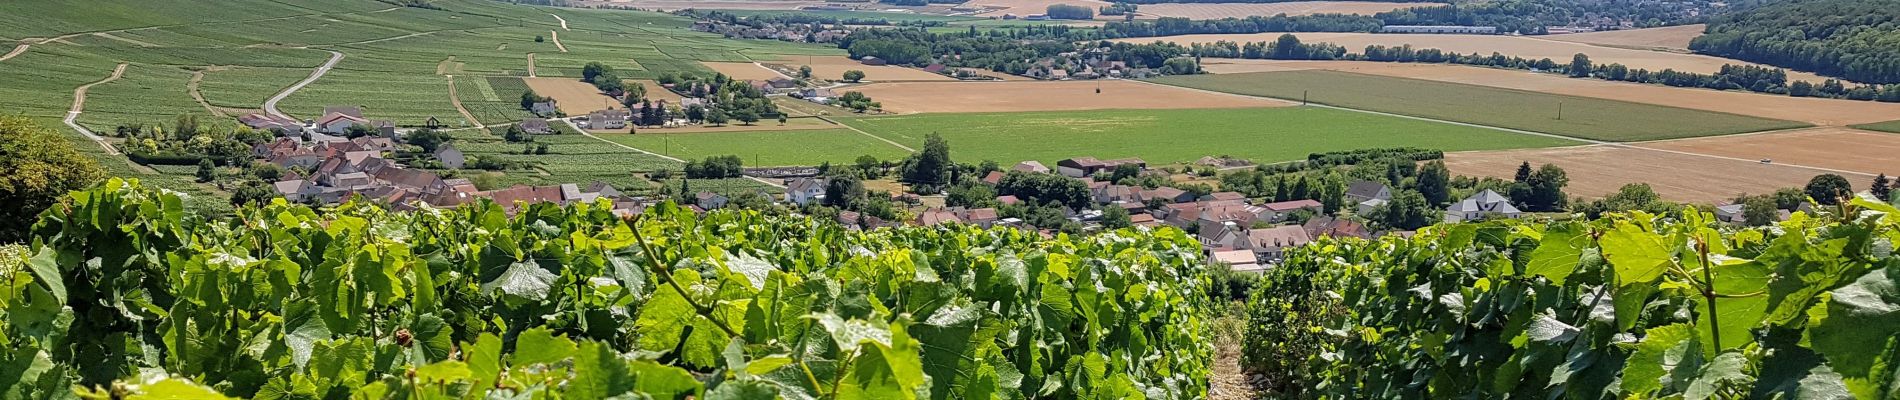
[1854,120,1900,134]
[711,9,981,23]
[1147,70,1812,142]
[834,107,1580,165]
[606,127,911,166]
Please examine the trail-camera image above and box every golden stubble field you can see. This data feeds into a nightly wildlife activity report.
[523,77,618,116]
[1444,145,1836,203]
[1542,24,1706,52]
[1117,32,1836,83]
[1198,60,1900,126]
[846,80,1290,113]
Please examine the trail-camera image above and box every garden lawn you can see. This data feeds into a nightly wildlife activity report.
[1147,70,1811,142]
[834,107,1581,165]
[605,128,910,166]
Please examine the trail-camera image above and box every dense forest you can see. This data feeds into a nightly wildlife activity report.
[1690,0,1900,84]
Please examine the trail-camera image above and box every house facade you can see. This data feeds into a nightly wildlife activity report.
[1445,189,1521,222]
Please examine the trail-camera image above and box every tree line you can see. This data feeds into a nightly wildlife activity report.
[1691,0,1900,84]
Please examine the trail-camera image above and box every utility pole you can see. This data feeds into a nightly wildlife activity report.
[1302,90,1308,105]
[1557,101,1564,120]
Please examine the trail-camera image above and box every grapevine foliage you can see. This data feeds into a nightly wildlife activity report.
[1248,195,1900,399]
[0,179,1215,399]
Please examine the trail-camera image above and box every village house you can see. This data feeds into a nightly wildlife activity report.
[434,144,465,169]
[1346,180,1393,204]
[1303,216,1372,240]
[519,118,554,134]
[981,171,1005,185]
[588,109,629,130]
[696,192,730,209]
[238,113,304,134]
[1141,186,1195,204]
[1259,199,1324,222]
[531,100,560,116]
[1444,189,1521,222]
[783,177,826,206]
[1012,160,1051,174]
[1210,249,1264,273]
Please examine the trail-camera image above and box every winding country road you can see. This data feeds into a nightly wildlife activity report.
[550,14,569,30]
[67,63,128,155]
[265,50,343,120]
[550,30,567,52]
[0,43,27,62]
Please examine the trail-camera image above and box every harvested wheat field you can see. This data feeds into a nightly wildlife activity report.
[1201,60,1900,126]
[1117,32,1833,82]
[1640,127,1900,176]
[765,56,955,82]
[699,62,788,81]
[1138,1,1436,18]
[524,77,616,115]
[1541,24,1705,52]
[1445,145,1828,203]
[848,80,1290,113]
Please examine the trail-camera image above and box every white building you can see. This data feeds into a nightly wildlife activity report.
[1445,189,1521,222]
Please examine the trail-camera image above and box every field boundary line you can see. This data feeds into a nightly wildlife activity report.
[1137,78,1881,178]
[265,50,343,121]
[819,116,917,152]
[562,119,788,189]
[67,63,128,155]
[445,75,485,130]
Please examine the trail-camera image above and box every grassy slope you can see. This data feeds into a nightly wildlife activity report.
[605,127,911,166]
[836,107,1579,165]
[1853,120,1900,134]
[1147,70,1812,142]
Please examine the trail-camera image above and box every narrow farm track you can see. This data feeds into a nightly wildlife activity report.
[551,14,569,30]
[67,63,128,155]
[1133,79,1881,178]
[186,69,227,117]
[445,75,484,130]
[550,30,568,52]
[265,50,343,120]
[819,116,917,152]
[564,119,788,189]
[92,32,157,47]
[526,53,537,77]
[0,43,25,62]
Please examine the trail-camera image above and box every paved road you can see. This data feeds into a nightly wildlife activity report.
[265,50,343,121]
[67,63,128,155]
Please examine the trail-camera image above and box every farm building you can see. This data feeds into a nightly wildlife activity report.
[239,113,304,134]
[784,178,826,206]
[588,109,629,130]
[859,56,887,66]
[531,100,559,116]
[1380,25,1500,34]
[434,144,465,170]
[1056,156,1146,178]
[520,118,554,134]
